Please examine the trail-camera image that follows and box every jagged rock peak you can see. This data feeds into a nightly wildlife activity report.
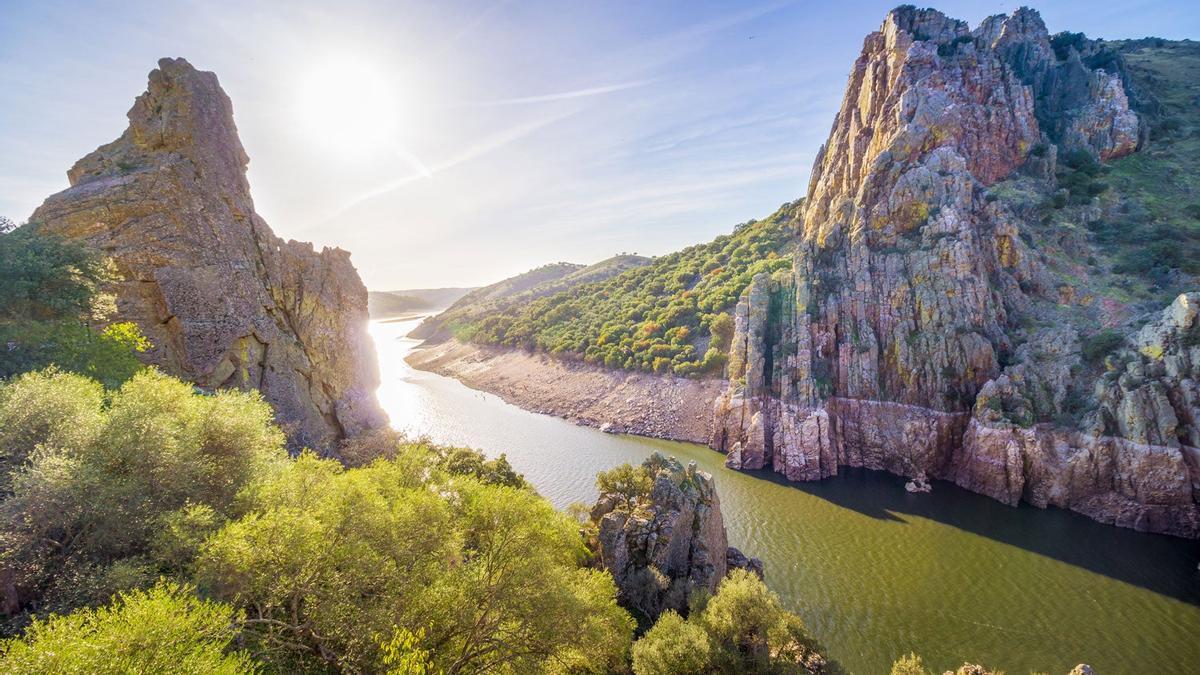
[31,58,387,451]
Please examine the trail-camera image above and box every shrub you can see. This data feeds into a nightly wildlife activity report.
[0,369,288,618]
[0,581,253,674]
[631,610,712,675]
[197,455,634,672]
[1081,329,1125,365]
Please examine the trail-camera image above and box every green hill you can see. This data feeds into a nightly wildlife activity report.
[411,255,650,340]
[450,202,799,376]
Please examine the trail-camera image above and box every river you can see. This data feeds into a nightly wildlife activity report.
[371,317,1200,674]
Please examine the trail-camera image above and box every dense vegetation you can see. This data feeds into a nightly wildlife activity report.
[0,224,148,387]
[414,255,650,341]
[0,369,635,672]
[631,570,831,675]
[455,203,798,376]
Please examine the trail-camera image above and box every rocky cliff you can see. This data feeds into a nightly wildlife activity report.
[589,453,761,622]
[29,58,386,450]
[711,8,1200,537]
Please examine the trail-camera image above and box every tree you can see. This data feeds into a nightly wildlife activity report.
[0,581,254,674]
[629,569,834,674]
[595,462,654,508]
[196,455,633,673]
[631,610,712,675]
[0,226,148,387]
[0,369,288,619]
[891,653,932,675]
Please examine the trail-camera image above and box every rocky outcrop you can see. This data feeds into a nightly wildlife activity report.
[711,8,1200,537]
[589,453,761,622]
[29,58,386,450]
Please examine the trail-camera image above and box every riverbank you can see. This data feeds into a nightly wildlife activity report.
[405,339,724,444]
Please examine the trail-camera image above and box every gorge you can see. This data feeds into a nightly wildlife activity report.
[412,7,1200,539]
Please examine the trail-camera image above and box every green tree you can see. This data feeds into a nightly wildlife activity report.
[0,369,288,619]
[631,610,713,675]
[0,226,149,387]
[196,455,633,673]
[0,581,255,674]
[630,569,833,674]
[595,462,654,508]
[890,652,932,675]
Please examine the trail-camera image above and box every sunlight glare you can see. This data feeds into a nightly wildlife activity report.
[296,54,400,157]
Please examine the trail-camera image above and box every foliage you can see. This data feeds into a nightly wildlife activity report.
[596,461,654,508]
[456,204,798,376]
[0,581,254,674]
[891,652,932,675]
[0,226,148,387]
[0,369,288,621]
[631,610,712,675]
[0,226,111,322]
[1080,329,1125,366]
[631,569,832,674]
[196,453,633,673]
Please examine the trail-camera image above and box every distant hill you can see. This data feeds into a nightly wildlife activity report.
[410,255,650,340]
[431,206,797,374]
[368,287,475,319]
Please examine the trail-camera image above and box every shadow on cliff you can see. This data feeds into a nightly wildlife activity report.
[741,466,1200,606]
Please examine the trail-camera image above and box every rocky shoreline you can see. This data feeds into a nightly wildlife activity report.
[405,340,724,444]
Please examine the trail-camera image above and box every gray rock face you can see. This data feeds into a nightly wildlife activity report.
[29,58,387,450]
[710,8,1200,537]
[591,453,761,621]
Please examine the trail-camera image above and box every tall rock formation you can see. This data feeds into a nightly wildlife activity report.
[712,8,1200,537]
[30,58,386,450]
[589,453,762,622]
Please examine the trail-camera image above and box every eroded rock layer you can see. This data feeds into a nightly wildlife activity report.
[711,8,1200,537]
[30,58,386,450]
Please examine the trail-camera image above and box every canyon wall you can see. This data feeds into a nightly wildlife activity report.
[30,58,386,450]
[711,8,1200,537]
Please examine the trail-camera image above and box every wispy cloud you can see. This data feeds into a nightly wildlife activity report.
[328,109,577,219]
[455,78,656,107]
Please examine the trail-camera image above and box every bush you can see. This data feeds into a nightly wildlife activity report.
[196,454,634,672]
[0,369,288,619]
[0,226,149,387]
[1081,329,1125,365]
[630,569,832,674]
[0,581,253,674]
[596,462,655,508]
[632,610,712,675]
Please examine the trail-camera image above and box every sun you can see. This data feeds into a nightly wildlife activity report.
[296,54,400,157]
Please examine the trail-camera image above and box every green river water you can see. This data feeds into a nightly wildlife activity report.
[371,318,1200,674]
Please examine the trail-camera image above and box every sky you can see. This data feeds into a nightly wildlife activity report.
[2,1,1198,289]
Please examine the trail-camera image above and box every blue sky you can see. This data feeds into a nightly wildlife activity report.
[2,1,1198,288]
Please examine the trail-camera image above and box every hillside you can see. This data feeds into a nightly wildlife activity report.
[411,255,650,340]
[367,287,474,319]
[444,203,797,375]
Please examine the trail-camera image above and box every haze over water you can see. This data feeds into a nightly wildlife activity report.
[372,317,1200,674]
